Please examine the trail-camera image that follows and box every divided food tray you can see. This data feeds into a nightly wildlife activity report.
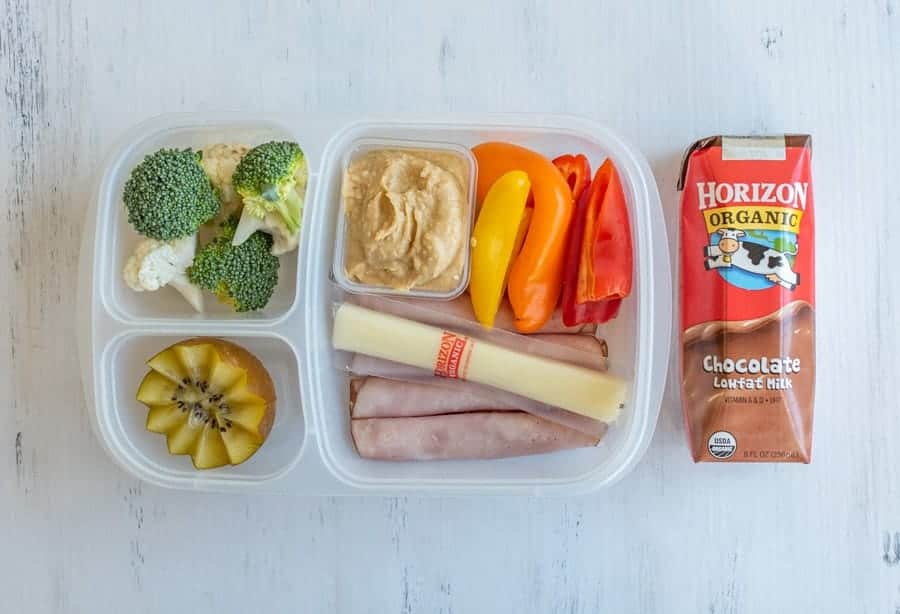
[77,113,671,496]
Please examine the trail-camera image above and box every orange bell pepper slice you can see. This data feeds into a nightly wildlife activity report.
[472,142,574,333]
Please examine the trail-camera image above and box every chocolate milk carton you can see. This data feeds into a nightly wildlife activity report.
[678,135,815,462]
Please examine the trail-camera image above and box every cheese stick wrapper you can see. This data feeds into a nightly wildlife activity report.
[351,377,519,418]
[347,332,607,376]
[344,297,610,379]
[333,303,626,422]
[516,333,608,370]
[351,411,603,461]
[352,294,593,335]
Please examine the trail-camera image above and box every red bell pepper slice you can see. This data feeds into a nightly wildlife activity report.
[537,154,590,211]
[561,182,619,325]
[552,154,591,203]
[560,158,631,326]
[576,159,633,305]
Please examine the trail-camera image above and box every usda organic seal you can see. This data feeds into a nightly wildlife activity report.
[707,431,737,459]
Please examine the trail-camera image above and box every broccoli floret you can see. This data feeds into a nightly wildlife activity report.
[187,217,279,312]
[231,141,307,246]
[124,148,220,240]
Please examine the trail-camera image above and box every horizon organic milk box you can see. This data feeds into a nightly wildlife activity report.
[678,135,816,462]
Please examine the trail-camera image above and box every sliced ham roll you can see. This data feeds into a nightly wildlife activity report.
[352,294,593,335]
[348,377,609,438]
[528,334,609,371]
[348,354,426,381]
[351,377,517,418]
[351,411,603,461]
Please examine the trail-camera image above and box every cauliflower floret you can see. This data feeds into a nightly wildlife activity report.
[123,239,178,291]
[233,211,300,256]
[200,143,250,223]
[123,236,204,312]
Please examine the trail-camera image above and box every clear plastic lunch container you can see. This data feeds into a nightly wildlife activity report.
[77,113,671,495]
[331,138,477,300]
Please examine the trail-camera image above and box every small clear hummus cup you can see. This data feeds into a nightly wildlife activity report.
[331,138,477,300]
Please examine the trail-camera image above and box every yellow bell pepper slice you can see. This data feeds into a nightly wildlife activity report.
[469,170,531,327]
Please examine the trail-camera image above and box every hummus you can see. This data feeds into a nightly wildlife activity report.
[341,149,469,292]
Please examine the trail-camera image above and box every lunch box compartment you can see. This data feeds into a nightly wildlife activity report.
[98,120,304,324]
[304,118,666,491]
[97,332,306,489]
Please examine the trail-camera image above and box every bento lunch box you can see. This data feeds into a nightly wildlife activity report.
[76,113,671,495]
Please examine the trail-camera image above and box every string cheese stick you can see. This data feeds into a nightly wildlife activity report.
[332,303,625,422]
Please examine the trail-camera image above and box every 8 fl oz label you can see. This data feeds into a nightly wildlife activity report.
[707,431,737,459]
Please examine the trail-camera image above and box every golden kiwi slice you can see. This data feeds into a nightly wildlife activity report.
[136,338,276,469]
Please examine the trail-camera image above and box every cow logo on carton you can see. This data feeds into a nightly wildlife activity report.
[703,227,800,291]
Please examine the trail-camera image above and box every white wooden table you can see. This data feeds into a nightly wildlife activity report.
[2,1,898,612]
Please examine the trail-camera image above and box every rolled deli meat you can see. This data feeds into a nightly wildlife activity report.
[350,377,518,418]
[352,294,592,335]
[346,373,609,438]
[351,411,601,461]
[678,135,816,462]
